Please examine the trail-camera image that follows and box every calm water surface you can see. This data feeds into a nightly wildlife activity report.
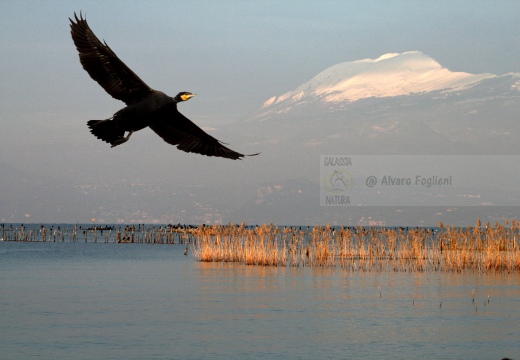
[1,241,519,359]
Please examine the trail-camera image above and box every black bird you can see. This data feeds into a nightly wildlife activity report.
[69,12,258,160]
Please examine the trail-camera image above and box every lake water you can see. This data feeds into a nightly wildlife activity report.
[1,241,519,359]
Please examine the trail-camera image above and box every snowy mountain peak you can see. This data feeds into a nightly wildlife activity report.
[260,51,497,115]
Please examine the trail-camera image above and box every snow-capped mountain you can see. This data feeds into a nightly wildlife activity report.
[14,51,518,225]
[226,53,520,225]
[258,51,516,118]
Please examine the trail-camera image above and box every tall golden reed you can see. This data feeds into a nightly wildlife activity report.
[191,219,520,273]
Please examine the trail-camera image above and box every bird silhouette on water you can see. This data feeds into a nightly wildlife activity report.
[69,12,258,160]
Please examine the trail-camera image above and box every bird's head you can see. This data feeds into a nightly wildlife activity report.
[175,92,196,102]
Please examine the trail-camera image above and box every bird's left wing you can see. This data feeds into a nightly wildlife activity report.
[69,12,153,105]
[149,109,257,160]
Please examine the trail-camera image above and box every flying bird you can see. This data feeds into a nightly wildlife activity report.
[69,12,258,160]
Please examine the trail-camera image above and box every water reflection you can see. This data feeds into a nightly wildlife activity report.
[1,242,519,359]
[190,260,520,358]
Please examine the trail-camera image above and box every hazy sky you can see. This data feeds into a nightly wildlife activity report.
[1,0,519,224]
[2,1,519,122]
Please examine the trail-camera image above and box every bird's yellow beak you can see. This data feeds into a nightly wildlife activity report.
[181,93,196,101]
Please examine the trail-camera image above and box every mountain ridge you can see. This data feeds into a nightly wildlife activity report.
[258,51,519,118]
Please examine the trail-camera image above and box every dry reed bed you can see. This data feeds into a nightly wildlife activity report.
[191,220,520,273]
[3,220,519,272]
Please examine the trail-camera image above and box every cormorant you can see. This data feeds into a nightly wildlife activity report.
[69,12,258,160]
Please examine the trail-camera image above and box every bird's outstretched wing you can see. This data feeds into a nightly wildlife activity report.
[149,107,258,160]
[69,12,153,105]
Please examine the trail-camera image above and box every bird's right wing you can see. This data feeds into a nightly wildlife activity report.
[69,12,153,105]
[149,109,258,160]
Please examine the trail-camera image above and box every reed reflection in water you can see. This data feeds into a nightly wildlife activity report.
[189,261,520,359]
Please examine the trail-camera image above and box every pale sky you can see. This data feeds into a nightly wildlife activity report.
[2,1,519,122]
[1,0,519,224]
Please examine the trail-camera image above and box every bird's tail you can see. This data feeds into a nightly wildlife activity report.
[87,120,125,147]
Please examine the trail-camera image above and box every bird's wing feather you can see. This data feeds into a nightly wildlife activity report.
[149,108,250,160]
[69,12,153,105]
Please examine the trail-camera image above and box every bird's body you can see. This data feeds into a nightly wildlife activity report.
[69,13,257,160]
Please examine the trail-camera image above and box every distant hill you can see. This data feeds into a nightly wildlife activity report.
[227,51,520,225]
[4,51,519,225]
